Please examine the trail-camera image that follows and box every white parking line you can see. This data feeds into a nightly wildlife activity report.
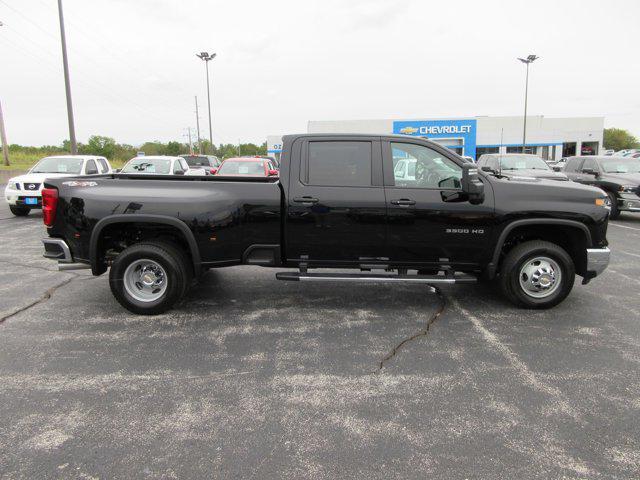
[609,222,640,232]
[618,250,640,259]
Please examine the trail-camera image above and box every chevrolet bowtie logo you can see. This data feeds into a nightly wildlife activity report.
[399,126,419,135]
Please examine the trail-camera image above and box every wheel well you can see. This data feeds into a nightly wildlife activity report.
[498,224,588,276]
[95,222,195,274]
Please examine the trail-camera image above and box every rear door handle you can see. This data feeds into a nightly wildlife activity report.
[390,198,416,206]
[293,196,319,204]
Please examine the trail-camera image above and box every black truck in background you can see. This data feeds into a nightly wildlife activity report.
[41,134,611,315]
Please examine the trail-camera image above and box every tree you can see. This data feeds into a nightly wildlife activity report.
[603,128,639,151]
[165,141,182,156]
[84,135,117,159]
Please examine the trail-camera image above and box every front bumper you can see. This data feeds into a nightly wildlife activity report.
[5,189,42,208]
[617,193,640,212]
[586,247,610,276]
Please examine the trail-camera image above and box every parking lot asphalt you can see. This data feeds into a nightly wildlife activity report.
[0,199,639,479]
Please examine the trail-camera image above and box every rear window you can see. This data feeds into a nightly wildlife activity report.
[218,160,265,175]
[307,141,372,187]
[181,155,211,167]
[121,158,172,174]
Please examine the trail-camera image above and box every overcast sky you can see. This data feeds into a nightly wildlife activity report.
[1,0,639,147]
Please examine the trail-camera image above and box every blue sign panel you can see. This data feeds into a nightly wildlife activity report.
[393,119,478,159]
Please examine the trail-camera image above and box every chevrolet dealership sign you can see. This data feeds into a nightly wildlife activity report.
[393,119,478,159]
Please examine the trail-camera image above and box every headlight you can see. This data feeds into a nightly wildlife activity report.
[7,181,19,190]
[619,185,637,193]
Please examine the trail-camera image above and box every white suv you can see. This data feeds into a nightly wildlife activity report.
[4,155,112,216]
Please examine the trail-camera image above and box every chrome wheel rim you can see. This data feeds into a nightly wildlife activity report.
[123,259,168,302]
[518,256,562,299]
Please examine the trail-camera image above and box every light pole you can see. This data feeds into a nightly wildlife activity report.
[196,51,216,154]
[57,0,77,154]
[517,54,539,152]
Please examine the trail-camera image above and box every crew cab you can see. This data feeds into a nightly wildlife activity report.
[563,155,640,218]
[5,155,111,216]
[41,134,611,315]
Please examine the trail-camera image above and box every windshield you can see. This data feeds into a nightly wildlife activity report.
[31,157,84,174]
[499,155,550,171]
[217,160,265,175]
[599,158,640,173]
[181,155,215,167]
[121,158,172,174]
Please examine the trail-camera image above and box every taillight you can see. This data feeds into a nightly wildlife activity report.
[42,188,58,227]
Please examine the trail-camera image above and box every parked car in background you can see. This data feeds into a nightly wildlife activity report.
[251,155,280,169]
[603,149,615,156]
[563,156,640,219]
[120,156,200,176]
[4,155,111,216]
[180,154,221,175]
[622,151,640,158]
[215,157,279,177]
[476,154,569,181]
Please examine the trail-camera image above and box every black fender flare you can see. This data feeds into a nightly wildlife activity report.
[89,214,201,275]
[486,218,593,278]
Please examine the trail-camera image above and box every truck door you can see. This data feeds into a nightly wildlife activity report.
[285,137,387,265]
[382,139,495,268]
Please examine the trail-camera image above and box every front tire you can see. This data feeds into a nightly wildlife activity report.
[499,240,575,309]
[605,191,620,219]
[9,205,30,216]
[109,242,192,315]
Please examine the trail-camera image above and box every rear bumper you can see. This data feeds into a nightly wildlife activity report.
[42,238,73,263]
[586,247,610,276]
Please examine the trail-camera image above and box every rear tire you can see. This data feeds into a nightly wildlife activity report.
[606,191,620,219]
[498,240,575,309]
[10,205,30,216]
[109,241,192,315]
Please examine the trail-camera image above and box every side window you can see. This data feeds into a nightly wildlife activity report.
[391,142,462,189]
[582,158,598,172]
[307,141,372,187]
[98,158,110,173]
[564,158,581,173]
[173,160,184,173]
[85,159,98,174]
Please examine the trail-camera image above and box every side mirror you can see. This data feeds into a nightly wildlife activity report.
[268,169,279,176]
[552,166,562,172]
[114,168,121,173]
[582,168,597,176]
[461,163,484,205]
[480,166,494,172]
[174,169,185,176]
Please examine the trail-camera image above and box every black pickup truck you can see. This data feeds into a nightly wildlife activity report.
[41,134,611,314]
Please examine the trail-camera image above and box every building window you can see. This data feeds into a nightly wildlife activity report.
[476,147,499,158]
[506,146,537,155]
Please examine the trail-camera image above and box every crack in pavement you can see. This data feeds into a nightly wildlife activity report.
[0,258,60,273]
[377,285,446,371]
[0,276,77,324]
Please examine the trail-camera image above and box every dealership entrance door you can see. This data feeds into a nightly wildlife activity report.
[563,142,577,157]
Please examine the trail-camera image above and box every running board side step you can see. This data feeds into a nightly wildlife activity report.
[275,272,477,284]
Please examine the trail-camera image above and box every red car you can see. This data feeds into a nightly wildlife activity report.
[213,157,278,176]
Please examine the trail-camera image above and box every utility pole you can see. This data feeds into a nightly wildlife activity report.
[196,52,216,154]
[0,99,9,166]
[57,0,77,154]
[517,54,539,152]
[183,128,193,154]
[194,96,202,154]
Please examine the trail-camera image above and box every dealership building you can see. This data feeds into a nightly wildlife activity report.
[267,115,604,162]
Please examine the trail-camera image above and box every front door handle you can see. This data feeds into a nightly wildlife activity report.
[390,198,416,206]
[293,196,319,204]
